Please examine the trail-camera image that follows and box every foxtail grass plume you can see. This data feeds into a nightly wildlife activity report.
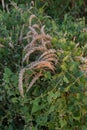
[18,14,58,97]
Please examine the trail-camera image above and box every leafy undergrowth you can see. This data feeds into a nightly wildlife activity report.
[0,2,87,130]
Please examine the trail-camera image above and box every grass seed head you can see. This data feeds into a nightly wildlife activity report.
[18,14,58,96]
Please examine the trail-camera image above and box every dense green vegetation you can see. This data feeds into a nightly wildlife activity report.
[0,1,87,130]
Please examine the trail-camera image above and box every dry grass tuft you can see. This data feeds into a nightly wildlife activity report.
[18,14,58,97]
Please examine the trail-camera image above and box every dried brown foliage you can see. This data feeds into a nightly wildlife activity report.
[18,15,58,97]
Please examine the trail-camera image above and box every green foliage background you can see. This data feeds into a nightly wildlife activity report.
[1,0,87,19]
[0,0,87,130]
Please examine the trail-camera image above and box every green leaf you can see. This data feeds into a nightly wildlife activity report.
[4,67,12,77]
[47,91,60,104]
[47,91,54,103]
[44,72,51,79]
[31,98,41,113]
[60,119,67,128]
[64,85,71,92]
[63,75,69,83]
[36,115,47,125]
[48,106,55,113]
[11,97,18,103]
[81,126,87,130]
[8,125,13,130]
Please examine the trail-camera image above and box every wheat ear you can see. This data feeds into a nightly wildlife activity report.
[38,49,56,60]
[22,46,47,63]
[26,72,42,92]
[24,34,52,51]
[18,14,58,96]
[29,14,36,26]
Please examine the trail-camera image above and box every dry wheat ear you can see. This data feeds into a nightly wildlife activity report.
[18,14,58,97]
